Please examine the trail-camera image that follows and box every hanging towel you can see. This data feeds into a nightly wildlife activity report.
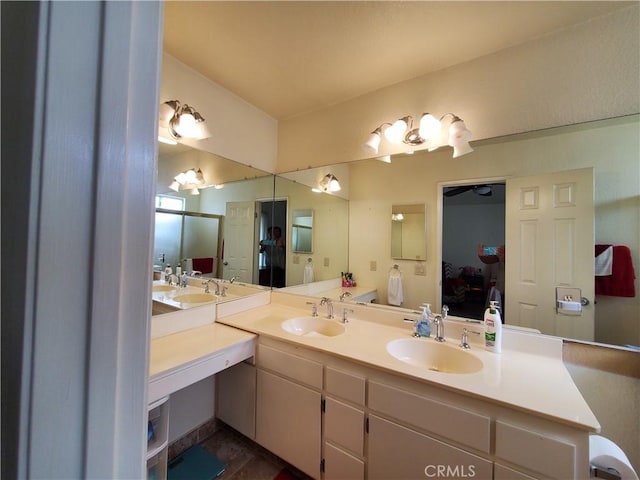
[303,261,314,284]
[595,245,636,297]
[192,257,215,275]
[595,245,613,276]
[388,269,404,306]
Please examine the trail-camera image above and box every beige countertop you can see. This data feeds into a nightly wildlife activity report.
[148,321,256,403]
[217,295,600,432]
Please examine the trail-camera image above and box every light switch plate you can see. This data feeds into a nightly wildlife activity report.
[370,261,377,271]
[414,262,426,276]
[324,257,330,267]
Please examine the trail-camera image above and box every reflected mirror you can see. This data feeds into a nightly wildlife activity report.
[292,209,313,253]
[391,204,426,260]
[155,142,274,285]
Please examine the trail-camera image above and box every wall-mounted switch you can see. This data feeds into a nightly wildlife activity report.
[324,257,330,267]
[370,261,377,271]
[292,255,300,264]
[414,262,426,276]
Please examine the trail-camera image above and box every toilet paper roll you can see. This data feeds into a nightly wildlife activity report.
[590,435,639,480]
[557,300,582,315]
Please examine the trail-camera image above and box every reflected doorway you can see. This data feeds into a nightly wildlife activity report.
[257,199,287,287]
[441,182,505,320]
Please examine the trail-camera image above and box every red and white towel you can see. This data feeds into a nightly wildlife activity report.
[594,245,636,297]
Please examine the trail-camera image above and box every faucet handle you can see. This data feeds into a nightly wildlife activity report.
[339,291,352,302]
[306,302,318,317]
[341,308,354,324]
[460,328,471,349]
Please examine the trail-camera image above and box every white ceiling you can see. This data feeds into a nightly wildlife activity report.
[163,1,632,120]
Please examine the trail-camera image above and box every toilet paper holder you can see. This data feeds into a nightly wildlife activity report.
[591,465,623,480]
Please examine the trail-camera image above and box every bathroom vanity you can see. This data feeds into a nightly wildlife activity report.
[215,292,600,480]
[149,284,599,480]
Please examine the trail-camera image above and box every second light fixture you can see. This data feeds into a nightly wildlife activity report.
[364,112,473,158]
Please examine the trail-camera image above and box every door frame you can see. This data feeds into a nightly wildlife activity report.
[435,176,507,313]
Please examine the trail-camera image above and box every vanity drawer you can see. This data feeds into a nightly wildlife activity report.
[256,344,323,389]
[495,420,576,480]
[325,366,365,405]
[324,442,364,480]
[368,380,491,453]
[324,397,364,455]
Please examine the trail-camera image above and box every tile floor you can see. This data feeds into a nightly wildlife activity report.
[197,423,312,480]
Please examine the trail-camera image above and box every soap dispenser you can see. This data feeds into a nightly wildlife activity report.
[484,300,502,353]
[415,303,432,337]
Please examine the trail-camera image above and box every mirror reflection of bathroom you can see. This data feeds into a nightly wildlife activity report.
[391,204,426,260]
[257,199,287,288]
[442,183,505,320]
[291,209,313,254]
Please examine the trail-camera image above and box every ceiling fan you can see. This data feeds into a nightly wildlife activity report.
[444,184,503,197]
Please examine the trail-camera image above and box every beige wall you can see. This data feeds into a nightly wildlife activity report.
[278,5,639,172]
[348,116,640,347]
[161,54,278,173]
[275,177,349,285]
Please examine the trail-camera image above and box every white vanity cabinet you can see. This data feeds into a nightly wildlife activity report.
[255,343,323,479]
[324,367,366,480]
[217,337,590,480]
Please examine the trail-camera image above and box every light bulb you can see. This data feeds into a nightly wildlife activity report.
[168,180,180,192]
[364,130,382,153]
[175,113,197,138]
[190,187,200,195]
[418,113,441,141]
[384,117,408,144]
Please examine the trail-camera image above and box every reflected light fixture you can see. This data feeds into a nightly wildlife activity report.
[391,213,404,222]
[168,167,207,195]
[364,112,473,158]
[312,173,342,193]
[158,100,212,144]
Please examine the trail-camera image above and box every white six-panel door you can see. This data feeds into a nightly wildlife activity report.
[505,168,594,341]
[223,201,256,282]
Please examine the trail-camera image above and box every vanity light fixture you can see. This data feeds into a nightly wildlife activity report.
[364,112,473,158]
[312,173,342,193]
[168,167,207,195]
[391,213,404,222]
[158,99,211,143]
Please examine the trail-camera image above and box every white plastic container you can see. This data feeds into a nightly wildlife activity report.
[484,300,502,353]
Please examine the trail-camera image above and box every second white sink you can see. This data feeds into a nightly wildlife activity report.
[281,317,346,337]
[386,338,483,374]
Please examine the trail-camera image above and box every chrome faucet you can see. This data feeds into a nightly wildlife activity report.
[202,278,221,294]
[433,314,446,342]
[229,276,238,284]
[441,304,449,320]
[320,297,334,319]
[339,291,352,302]
[168,274,179,286]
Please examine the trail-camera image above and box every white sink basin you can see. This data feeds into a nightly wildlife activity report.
[172,293,217,304]
[281,317,346,337]
[386,338,483,374]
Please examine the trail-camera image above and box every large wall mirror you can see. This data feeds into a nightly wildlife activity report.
[156,114,638,350]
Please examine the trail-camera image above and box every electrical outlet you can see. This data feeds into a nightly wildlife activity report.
[324,257,330,267]
[370,261,377,271]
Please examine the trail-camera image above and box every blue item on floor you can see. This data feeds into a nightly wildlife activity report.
[168,445,225,480]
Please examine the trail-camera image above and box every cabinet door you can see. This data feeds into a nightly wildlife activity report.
[367,415,492,480]
[324,397,364,456]
[256,370,321,479]
[324,442,364,480]
[216,362,256,439]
